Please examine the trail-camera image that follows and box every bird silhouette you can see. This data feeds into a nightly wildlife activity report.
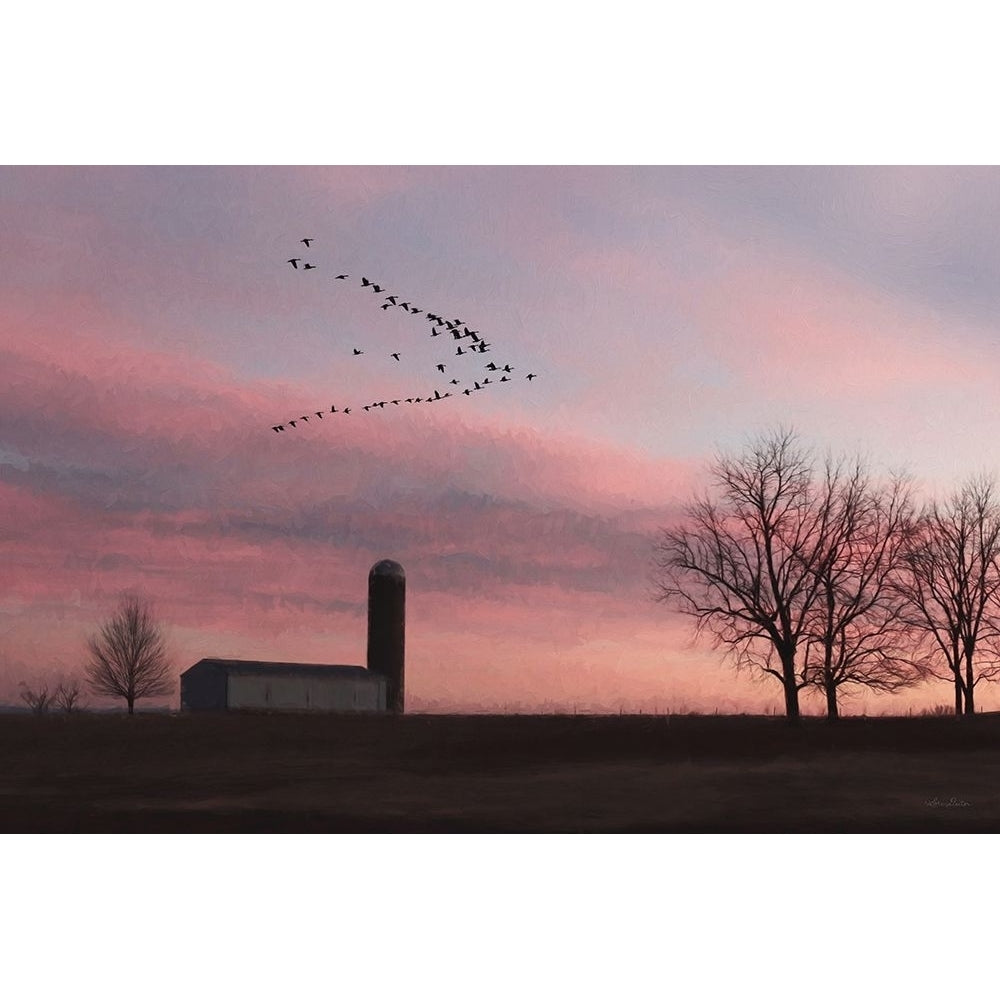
[449,378,460,385]
[400,302,411,312]
[361,277,371,287]
[436,363,446,372]
[411,308,422,315]
[300,415,310,422]
[482,378,491,386]
[381,303,392,310]
[526,373,536,380]
[353,348,364,355]
[272,425,284,432]
[303,263,316,270]
[392,399,401,405]
[392,352,401,361]
[486,362,498,371]
[335,274,349,280]
[330,406,338,413]
[315,411,324,419]
[386,295,398,305]
[431,328,443,336]
[463,388,472,395]
[289,419,297,427]
[456,347,465,355]
[288,259,301,269]
[343,407,351,414]
[502,364,514,372]
[500,375,510,382]
[372,284,383,293]
[301,238,314,247]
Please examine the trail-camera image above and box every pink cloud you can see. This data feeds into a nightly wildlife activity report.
[287,165,423,204]
[562,235,990,405]
[2,288,698,510]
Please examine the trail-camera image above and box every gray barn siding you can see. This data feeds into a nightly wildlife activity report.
[227,673,384,712]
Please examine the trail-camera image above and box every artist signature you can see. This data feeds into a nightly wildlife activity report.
[924,796,971,808]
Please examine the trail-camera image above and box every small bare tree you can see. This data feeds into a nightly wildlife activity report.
[85,594,173,714]
[54,678,85,713]
[18,682,55,714]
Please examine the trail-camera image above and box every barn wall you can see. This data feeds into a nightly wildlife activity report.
[226,674,385,712]
[180,663,227,711]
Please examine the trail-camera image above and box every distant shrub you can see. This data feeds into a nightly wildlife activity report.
[919,704,956,717]
[54,679,85,713]
[19,682,54,714]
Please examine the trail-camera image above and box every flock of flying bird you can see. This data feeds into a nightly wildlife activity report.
[272,238,537,432]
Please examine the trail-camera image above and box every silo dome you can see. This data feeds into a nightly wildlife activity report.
[370,559,405,579]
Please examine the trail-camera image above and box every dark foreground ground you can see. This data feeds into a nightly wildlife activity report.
[1,711,999,832]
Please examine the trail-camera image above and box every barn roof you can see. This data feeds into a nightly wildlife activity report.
[182,658,378,681]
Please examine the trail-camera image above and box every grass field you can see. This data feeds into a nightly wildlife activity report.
[1,711,998,832]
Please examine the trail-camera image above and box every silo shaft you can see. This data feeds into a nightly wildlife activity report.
[367,560,405,713]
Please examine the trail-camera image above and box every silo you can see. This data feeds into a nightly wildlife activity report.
[367,559,405,713]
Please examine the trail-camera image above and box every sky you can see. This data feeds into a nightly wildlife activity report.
[6,165,1000,713]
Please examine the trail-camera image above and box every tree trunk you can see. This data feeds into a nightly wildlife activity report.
[783,682,800,720]
[955,676,963,717]
[825,681,839,720]
[780,650,800,721]
[964,680,975,716]
[965,652,976,716]
[127,696,135,715]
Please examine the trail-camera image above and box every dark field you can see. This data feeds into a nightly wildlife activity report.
[2,711,1000,832]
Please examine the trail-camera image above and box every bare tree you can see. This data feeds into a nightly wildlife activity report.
[54,678,85,713]
[652,429,847,720]
[895,475,1000,715]
[85,594,173,714]
[799,469,932,718]
[18,682,55,715]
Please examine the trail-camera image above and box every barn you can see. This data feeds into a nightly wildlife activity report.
[179,559,406,714]
[180,659,386,712]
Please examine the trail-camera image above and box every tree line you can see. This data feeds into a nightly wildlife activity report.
[653,428,1000,719]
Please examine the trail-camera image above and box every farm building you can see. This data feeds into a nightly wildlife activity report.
[179,559,406,714]
[180,660,386,712]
